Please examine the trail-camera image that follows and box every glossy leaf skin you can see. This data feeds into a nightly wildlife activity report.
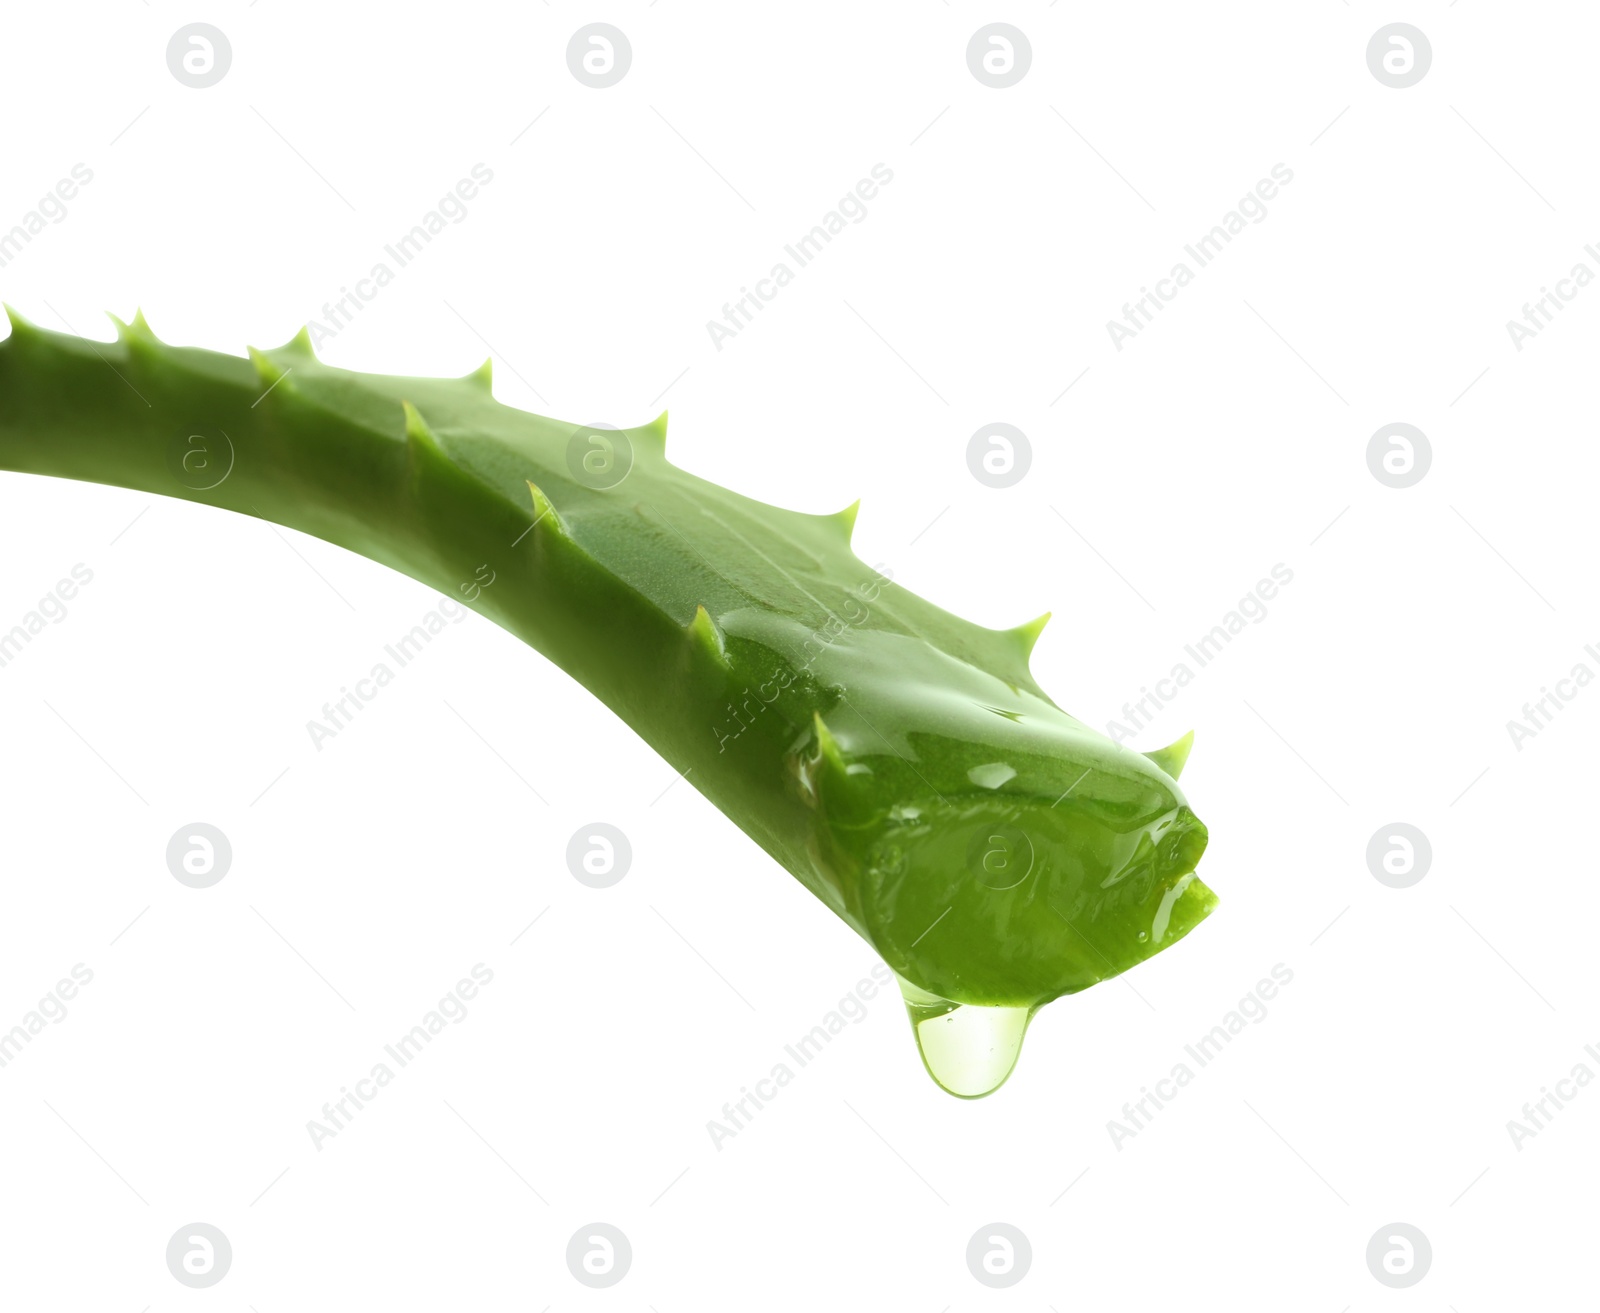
[0,314,1216,1014]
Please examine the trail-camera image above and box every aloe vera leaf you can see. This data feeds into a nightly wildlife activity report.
[0,310,1216,1092]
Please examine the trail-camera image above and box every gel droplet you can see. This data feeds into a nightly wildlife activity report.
[966,761,1017,789]
[897,974,1034,1098]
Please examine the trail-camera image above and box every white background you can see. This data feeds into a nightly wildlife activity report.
[1,2,1596,1308]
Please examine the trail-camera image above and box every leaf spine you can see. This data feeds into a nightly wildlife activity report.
[1143,729,1194,780]
[525,479,569,537]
